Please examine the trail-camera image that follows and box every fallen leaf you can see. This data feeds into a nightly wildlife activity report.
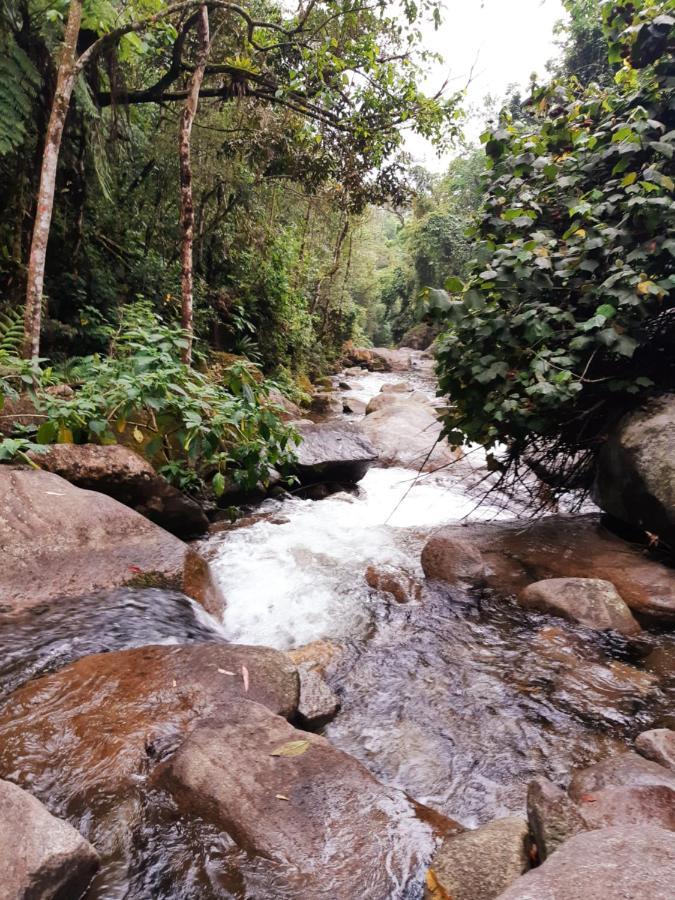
[242,664,249,693]
[580,793,597,803]
[133,426,144,443]
[217,668,235,675]
[128,565,142,574]
[172,679,177,688]
[425,869,451,900]
[275,794,289,801]
[271,740,311,758]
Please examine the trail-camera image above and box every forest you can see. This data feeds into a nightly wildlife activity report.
[0,1,675,898]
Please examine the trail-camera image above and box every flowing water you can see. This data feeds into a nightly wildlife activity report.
[0,364,673,898]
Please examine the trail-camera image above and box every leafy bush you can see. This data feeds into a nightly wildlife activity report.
[2,302,297,495]
[436,0,674,482]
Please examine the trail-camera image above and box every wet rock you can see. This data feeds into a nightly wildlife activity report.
[158,707,437,899]
[496,825,675,900]
[381,382,411,393]
[0,778,99,900]
[636,729,675,771]
[425,816,530,900]
[568,751,675,800]
[551,660,659,726]
[338,380,353,390]
[428,516,675,622]
[361,400,460,472]
[399,321,439,351]
[291,421,377,485]
[526,777,587,861]
[287,639,343,676]
[0,467,219,617]
[0,644,299,808]
[595,394,675,548]
[343,396,367,415]
[421,533,486,585]
[310,391,343,416]
[519,578,641,635]
[365,564,422,603]
[365,390,430,414]
[296,664,341,728]
[576,783,675,831]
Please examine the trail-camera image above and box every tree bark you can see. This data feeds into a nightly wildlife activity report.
[23,0,83,358]
[178,3,210,366]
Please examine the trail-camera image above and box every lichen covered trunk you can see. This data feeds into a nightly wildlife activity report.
[23,0,83,359]
[178,3,210,367]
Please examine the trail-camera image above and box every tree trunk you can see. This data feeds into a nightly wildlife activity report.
[23,0,83,358]
[178,3,210,366]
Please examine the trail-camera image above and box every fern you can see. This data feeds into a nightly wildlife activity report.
[0,307,24,357]
[0,34,41,156]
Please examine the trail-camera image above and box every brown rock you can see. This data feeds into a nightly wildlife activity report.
[645,645,675,678]
[636,729,675,771]
[421,533,486,585]
[343,396,367,415]
[519,578,641,635]
[381,382,412,393]
[0,778,99,900]
[365,564,423,603]
[296,664,341,728]
[576,783,675,831]
[526,777,587,861]
[310,392,343,416]
[426,817,530,900]
[0,643,299,810]
[427,516,675,622]
[267,388,304,422]
[287,639,343,676]
[0,467,219,617]
[568,751,675,801]
[365,391,430,414]
[496,825,675,900]
[158,708,437,899]
[361,400,459,472]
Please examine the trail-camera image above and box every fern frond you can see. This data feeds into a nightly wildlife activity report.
[0,308,24,355]
[0,34,40,157]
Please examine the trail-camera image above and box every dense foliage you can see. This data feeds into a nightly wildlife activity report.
[436,0,674,484]
[1,301,296,493]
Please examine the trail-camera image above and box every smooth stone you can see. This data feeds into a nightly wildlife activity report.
[0,778,99,900]
[365,564,422,603]
[551,660,659,726]
[291,421,377,485]
[519,578,641,635]
[568,751,675,801]
[296,664,341,728]
[343,396,367,415]
[421,534,486,585]
[496,825,675,900]
[636,729,675,771]
[310,392,343,416]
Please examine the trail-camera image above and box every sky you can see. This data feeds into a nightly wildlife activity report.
[405,0,568,169]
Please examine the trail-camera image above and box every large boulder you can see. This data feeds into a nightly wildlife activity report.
[0,643,299,811]
[0,778,99,900]
[496,825,675,900]
[291,421,377,485]
[421,534,486,585]
[595,394,675,548]
[0,467,221,617]
[420,516,675,622]
[157,707,441,899]
[366,390,430,415]
[399,322,439,351]
[361,398,460,472]
[425,817,530,900]
[519,578,641,635]
[27,443,208,538]
[341,345,416,372]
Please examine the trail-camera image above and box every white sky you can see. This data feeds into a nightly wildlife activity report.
[405,0,568,169]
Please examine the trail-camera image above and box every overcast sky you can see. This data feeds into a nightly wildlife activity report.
[405,0,568,168]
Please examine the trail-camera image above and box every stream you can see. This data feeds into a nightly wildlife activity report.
[0,363,673,898]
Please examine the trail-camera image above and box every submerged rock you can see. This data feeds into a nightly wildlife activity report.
[519,578,641,635]
[496,825,675,900]
[287,639,343,676]
[26,442,208,538]
[425,816,530,900]
[158,707,439,899]
[595,393,675,548]
[365,564,422,603]
[0,467,220,617]
[551,659,659,726]
[636,729,675,771]
[421,516,675,622]
[0,777,99,900]
[291,421,377,485]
